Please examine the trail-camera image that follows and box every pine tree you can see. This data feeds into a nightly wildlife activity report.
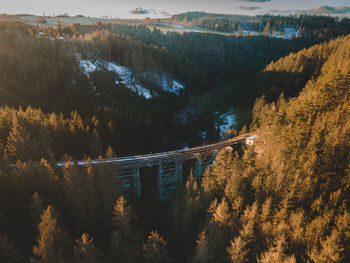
[227,236,249,263]
[5,114,24,160]
[202,148,235,195]
[142,231,171,263]
[29,192,45,223]
[192,231,212,263]
[31,205,71,263]
[112,196,134,232]
[309,228,344,263]
[334,211,350,260]
[105,145,116,159]
[74,233,101,262]
[212,197,231,225]
[110,196,141,262]
[258,235,296,263]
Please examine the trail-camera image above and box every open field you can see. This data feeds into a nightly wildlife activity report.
[0,14,113,27]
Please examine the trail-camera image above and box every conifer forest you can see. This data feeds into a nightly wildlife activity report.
[0,10,349,263]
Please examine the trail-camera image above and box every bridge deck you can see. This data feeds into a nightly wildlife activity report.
[57,134,250,168]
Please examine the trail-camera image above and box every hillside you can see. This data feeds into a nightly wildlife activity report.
[166,34,350,263]
[0,14,113,27]
[0,18,349,263]
[168,12,350,39]
[0,19,328,158]
[259,35,350,99]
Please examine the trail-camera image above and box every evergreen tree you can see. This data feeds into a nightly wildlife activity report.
[192,231,212,263]
[111,196,134,232]
[29,192,45,224]
[212,197,231,225]
[309,229,344,263]
[74,233,101,262]
[110,196,141,262]
[258,236,296,263]
[142,231,171,263]
[31,205,71,263]
[227,236,249,263]
[5,114,24,160]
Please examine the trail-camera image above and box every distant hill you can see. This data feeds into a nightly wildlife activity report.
[170,11,253,22]
[0,14,114,27]
[169,11,350,37]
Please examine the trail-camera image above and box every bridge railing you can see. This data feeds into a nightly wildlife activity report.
[55,133,252,167]
[10,133,253,168]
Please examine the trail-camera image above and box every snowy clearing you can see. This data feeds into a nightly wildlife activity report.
[213,110,237,137]
[140,72,185,95]
[104,61,153,99]
[76,54,185,99]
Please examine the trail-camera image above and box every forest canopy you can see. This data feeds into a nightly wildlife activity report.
[0,15,349,263]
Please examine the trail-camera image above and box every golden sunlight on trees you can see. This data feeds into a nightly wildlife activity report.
[142,231,171,263]
[74,233,102,262]
[0,15,349,263]
[31,206,71,263]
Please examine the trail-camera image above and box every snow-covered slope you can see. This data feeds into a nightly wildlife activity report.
[271,26,301,40]
[160,23,300,39]
[76,54,185,99]
[213,109,237,137]
[197,109,237,140]
[238,26,300,39]
[78,58,98,76]
[103,61,153,99]
[140,72,185,96]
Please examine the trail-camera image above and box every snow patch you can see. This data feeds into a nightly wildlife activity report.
[104,62,153,99]
[78,57,98,76]
[141,72,185,95]
[213,110,237,137]
[76,54,152,99]
[235,26,300,39]
[76,54,185,99]
[270,27,301,40]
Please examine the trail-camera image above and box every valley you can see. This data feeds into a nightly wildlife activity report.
[0,10,349,263]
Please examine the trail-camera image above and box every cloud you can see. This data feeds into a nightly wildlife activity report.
[234,0,270,2]
[311,6,350,15]
[239,6,260,11]
[130,7,150,15]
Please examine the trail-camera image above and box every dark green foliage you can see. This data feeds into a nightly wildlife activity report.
[74,233,102,262]
[0,107,98,161]
[0,233,21,263]
[142,231,171,263]
[168,34,350,263]
[31,205,72,263]
[171,12,350,39]
[0,16,349,263]
[235,177,254,207]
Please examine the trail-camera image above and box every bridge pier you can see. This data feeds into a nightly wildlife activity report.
[194,152,217,178]
[117,167,141,197]
[157,160,183,200]
[110,137,246,200]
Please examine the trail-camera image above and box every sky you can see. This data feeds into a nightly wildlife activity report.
[1,0,350,18]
